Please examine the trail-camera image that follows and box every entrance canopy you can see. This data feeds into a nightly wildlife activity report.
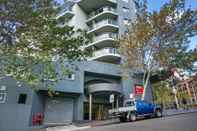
[88,83,122,94]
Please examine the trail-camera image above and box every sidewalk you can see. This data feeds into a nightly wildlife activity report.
[76,108,197,127]
[163,108,197,117]
[46,125,91,131]
[32,108,197,131]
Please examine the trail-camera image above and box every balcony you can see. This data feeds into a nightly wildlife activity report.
[56,7,74,20]
[78,0,117,13]
[87,7,117,23]
[89,48,121,63]
[88,19,119,34]
[85,33,118,49]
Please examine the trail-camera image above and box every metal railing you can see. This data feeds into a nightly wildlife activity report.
[91,33,117,43]
[88,19,118,31]
[93,48,120,57]
[88,6,117,19]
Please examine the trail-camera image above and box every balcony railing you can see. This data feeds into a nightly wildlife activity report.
[92,33,117,43]
[88,19,118,31]
[56,6,74,19]
[88,6,117,19]
[93,48,120,57]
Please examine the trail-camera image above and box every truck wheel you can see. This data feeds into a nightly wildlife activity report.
[155,109,162,118]
[129,113,137,122]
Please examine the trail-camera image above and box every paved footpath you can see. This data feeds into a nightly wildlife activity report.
[81,113,197,131]
[86,109,197,127]
[35,109,197,131]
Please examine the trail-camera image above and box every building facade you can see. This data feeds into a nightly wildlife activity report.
[175,75,197,105]
[0,1,153,131]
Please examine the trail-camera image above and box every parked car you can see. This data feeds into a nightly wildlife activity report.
[109,99,162,122]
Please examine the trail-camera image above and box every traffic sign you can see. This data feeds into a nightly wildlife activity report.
[110,94,114,103]
[135,85,144,95]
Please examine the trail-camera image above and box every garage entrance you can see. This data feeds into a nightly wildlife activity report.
[44,97,74,125]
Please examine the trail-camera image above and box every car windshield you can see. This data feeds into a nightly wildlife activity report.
[125,101,135,107]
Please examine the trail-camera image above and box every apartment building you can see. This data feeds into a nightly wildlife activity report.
[0,1,153,131]
[176,75,197,105]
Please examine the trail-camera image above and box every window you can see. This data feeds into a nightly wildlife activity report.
[0,86,7,104]
[67,73,75,81]
[18,94,27,104]
[125,101,135,107]
[0,93,6,103]
[123,18,131,25]
[122,0,129,3]
[122,7,129,13]
[0,85,6,91]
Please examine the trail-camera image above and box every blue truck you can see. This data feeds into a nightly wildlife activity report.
[109,99,162,122]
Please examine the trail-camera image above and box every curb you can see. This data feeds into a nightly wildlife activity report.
[46,125,91,131]
[164,110,197,117]
[90,120,120,127]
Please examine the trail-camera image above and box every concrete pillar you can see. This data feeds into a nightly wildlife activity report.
[89,94,92,121]
[116,96,119,108]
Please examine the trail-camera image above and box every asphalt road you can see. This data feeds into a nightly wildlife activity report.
[82,113,197,131]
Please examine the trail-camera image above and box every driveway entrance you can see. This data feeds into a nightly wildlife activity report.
[44,97,74,125]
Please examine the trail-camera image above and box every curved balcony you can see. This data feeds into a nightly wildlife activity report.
[87,7,118,23]
[89,48,121,63]
[88,83,122,94]
[56,7,74,20]
[85,33,118,49]
[78,0,117,13]
[88,19,119,34]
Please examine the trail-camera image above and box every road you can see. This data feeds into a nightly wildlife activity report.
[81,113,197,131]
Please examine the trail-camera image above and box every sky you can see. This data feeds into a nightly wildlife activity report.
[147,0,197,50]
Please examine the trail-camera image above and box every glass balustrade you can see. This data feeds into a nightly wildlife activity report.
[93,48,120,57]
[88,6,117,19]
[91,33,117,43]
[88,19,118,31]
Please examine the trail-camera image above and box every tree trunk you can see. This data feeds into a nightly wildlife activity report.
[142,70,151,100]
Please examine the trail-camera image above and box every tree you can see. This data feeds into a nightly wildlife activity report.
[0,0,91,89]
[152,81,174,108]
[119,0,197,100]
[177,89,190,105]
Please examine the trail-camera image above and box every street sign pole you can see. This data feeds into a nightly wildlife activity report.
[110,94,115,110]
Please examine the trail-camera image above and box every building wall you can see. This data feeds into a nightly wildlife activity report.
[0,77,34,131]
[176,75,197,105]
[69,4,88,30]
[117,0,136,35]
[0,1,154,130]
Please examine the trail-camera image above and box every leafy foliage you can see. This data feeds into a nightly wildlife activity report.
[119,0,197,100]
[0,0,91,88]
[152,81,174,107]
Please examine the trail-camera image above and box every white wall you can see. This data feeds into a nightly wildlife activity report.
[68,4,88,30]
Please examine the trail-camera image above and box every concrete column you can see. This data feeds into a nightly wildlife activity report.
[89,94,92,121]
[116,96,119,108]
